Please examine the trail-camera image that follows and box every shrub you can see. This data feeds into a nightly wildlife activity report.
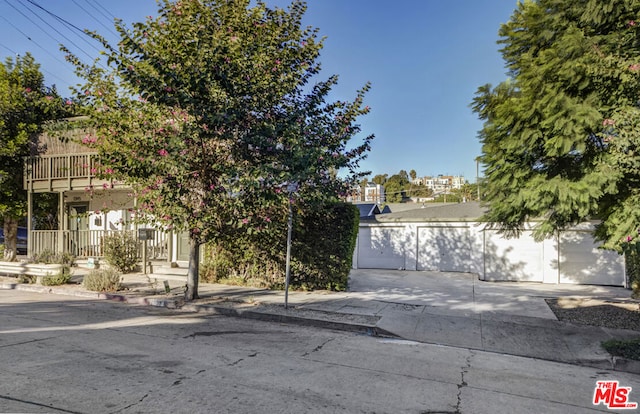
[41,268,72,286]
[625,250,640,298]
[103,231,139,273]
[0,244,4,257]
[17,274,36,284]
[31,249,75,286]
[32,250,76,267]
[83,268,122,292]
[201,201,359,291]
[602,338,640,361]
[32,249,57,264]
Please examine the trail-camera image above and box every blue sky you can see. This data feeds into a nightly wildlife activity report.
[0,0,518,182]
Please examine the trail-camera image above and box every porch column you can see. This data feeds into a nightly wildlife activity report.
[27,190,32,256]
[58,192,64,253]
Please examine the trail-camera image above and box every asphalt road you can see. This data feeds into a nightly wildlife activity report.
[0,290,637,414]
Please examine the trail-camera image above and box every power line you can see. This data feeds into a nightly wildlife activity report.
[0,13,69,68]
[71,0,118,37]
[21,0,87,35]
[86,0,117,22]
[9,0,98,61]
[0,42,17,55]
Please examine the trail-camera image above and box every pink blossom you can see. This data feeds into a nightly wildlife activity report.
[242,218,249,224]
[630,63,640,71]
[25,87,31,93]
[264,217,271,223]
[65,100,73,105]
[105,168,114,174]
[603,118,616,126]
[629,20,637,26]
[158,149,169,157]
[91,167,98,174]
[209,184,216,190]
[628,235,633,242]
[103,183,109,189]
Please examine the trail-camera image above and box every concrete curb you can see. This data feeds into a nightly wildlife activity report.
[0,282,397,338]
[2,281,639,375]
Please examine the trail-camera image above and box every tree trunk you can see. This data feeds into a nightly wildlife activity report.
[184,237,200,301]
[3,217,18,262]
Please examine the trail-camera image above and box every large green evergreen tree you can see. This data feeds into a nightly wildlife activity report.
[0,53,71,261]
[64,0,372,299]
[472,0,640,251]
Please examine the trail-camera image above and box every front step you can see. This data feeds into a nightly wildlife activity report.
[150,262,188,281]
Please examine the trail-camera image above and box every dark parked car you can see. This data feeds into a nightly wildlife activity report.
[0,227,28,255]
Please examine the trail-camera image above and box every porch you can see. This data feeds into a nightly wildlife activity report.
[30,229,171,260]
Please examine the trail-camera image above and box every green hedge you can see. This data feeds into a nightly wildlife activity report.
[626,250,640,297]
[288,201,359,290]
[201,201,359,291]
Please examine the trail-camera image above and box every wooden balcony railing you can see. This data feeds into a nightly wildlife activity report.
[24,153,121,192]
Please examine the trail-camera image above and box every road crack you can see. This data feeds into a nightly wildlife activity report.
[301,338,334,357]
[0,394,82,414]
[112,393,149,413]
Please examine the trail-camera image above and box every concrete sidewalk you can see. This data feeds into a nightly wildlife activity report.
[2,268,640,374]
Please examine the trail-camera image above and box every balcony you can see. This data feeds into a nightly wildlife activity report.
[24,153,118,192]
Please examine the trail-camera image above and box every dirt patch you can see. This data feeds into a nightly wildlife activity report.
[546,297,640,331]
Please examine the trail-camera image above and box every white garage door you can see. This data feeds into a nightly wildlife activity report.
[559,231,625,286]
[357,227,405,269]
[483,230,544,282]
[417,226,473,272]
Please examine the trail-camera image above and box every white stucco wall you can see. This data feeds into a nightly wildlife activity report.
[354,221,626,286]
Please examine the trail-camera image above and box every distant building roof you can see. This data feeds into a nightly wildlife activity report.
[372,201,487,222]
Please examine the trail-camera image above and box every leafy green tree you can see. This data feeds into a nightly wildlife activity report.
[410,184,432,198]
[371,174,387,185]
[409,169,417,181]
[0,53,71,261]
[384,172,410,203]
[472,0,640,250]
[452,183,475,202]
[64,0,372,299]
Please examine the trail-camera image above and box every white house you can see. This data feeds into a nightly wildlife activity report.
[23,130,189,263]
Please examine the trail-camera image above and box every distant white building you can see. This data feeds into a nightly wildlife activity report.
[364,183,385,203]
[346,183,385,204]
[411,175,465,193]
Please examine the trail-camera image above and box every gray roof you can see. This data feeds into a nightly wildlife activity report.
[355,203,381,218]
[372,201,487,222]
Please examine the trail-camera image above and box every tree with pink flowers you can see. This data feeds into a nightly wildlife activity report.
[64,0,372,300]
